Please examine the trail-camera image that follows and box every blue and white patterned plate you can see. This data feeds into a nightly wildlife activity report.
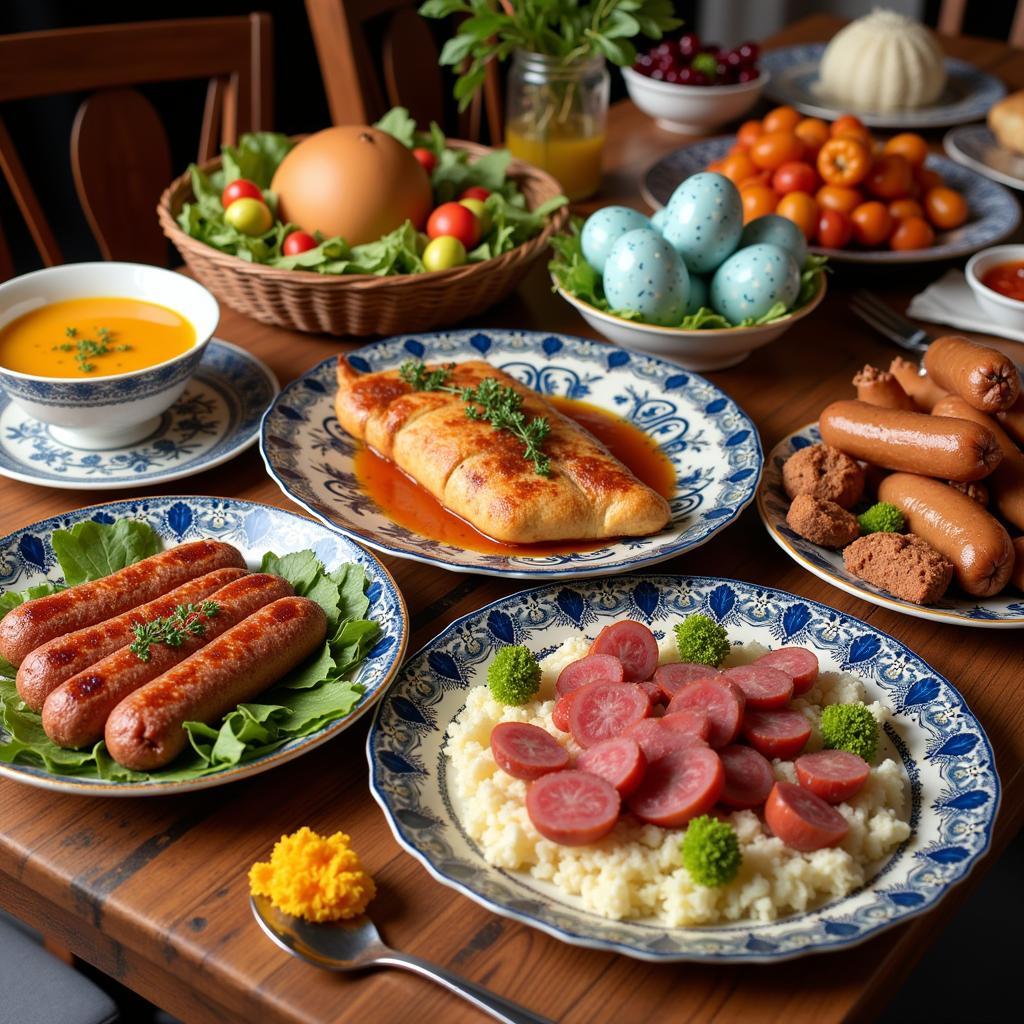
[260,330,763,579]
[367,575,999,961]
[642,139,1021,265]
[758,424,1024,628]
[0,496,408,796]
[762,44,1006,129]
[0,340,278,490]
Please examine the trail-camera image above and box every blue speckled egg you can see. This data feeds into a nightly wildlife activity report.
[710,243,800,323]
[603,228,689,326]
[685,273,709,315]
[739,214,808,268]
[662,172,743,274]
[650,208,668,234]
[581,206,652,273]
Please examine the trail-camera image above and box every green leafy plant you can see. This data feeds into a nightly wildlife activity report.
[420,0,682,108]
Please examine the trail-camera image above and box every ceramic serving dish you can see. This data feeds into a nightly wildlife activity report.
[965,244,1024,333]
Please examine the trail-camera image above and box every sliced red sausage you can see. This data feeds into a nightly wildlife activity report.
[556,653,624,697]
[666,679,745,748]
[764,781,849,851]
[636,680,666,705]
[627,746,724,827]
[722,664,794,709]
[653,662,722,699]
[626,711,709,762]
[755,647,819,696]
[569,682,651,748]
[742,708,811,760]
[589,621,658,682]
[526,769,621,845]
[552,691,577,733]
[490,722,570,781]
[719,744,775,809]
[576,737,647,797]
[795,750,870,803]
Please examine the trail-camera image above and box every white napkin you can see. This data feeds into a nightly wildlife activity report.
[907,268,1024,343]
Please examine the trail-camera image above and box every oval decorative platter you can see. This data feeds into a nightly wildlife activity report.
[367,574,999,962]
[761,44,1006,129]
[642,140,1020,265]
[260,330,763,579]
[0,496,408,796]
[758,424,1024,628]
[944,124,1024,192]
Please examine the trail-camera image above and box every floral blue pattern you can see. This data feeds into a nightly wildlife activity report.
[367,575,1000,961]
[260,330,763,578]
[0,340,278,490]
[0,496,408,796]
[643,143,1019,264]
[757,424,1024,627]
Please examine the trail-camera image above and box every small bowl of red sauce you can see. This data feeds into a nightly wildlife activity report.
[966,244,1024,331]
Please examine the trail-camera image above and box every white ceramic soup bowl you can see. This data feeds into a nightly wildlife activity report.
[0,262,218,449]
[965,244,1024,334]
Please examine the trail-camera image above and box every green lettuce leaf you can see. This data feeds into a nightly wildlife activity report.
[220,132,294,189]
[52,520,163,586]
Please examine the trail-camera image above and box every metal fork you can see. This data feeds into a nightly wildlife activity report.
[849,290,932,354]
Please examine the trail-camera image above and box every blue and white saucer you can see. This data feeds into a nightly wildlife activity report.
[0,339,278,490]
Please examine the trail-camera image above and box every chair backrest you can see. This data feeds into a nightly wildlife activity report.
[938,0,1024,47]
[0,14,272,278]
[304,0,501,142]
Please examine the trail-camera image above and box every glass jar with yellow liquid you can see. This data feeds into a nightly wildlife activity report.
[505,51,609,201]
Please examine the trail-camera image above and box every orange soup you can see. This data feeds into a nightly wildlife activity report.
[354,395,676,557]
[0,296,195,378]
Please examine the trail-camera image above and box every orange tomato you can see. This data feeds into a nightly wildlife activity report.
[850,201,893,247]
[817,207,853,248]
[772,161,819,195]
[915,166,943,191]
[727,143,748,157]
[738,170,772,190]
[924,186,968,229]
[890,216,935,250]
[795,117,830,156]
[750,132,805,170]
[884,133,929,167]
[737,120,763,148]
[741,185,779,223]
[830,114,871,144]
[720,151,758,185]
[889,198,924,221]
[816,184,863,215]
[707,159,726,173]
[817,137,871,186]
[776,191,819,241]
[763,105,802,134]
[865,154,914,200]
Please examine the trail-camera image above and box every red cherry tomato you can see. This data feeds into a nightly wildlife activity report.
[221,178,262,209]
[283,230,317,256]
[412,147,437,174]
[772,161,819,195]
[460,185,491,201]
[816,207,853,248]
[427,202,481,248]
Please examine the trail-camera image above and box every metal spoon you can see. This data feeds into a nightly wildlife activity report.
[251,895,552,1024]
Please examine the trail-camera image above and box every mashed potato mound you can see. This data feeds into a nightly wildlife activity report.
[444,638,910,926]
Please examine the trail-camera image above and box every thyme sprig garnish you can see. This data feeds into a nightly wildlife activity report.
[53,325,131,372]
[399,360,551,475]
[129,600,220,662]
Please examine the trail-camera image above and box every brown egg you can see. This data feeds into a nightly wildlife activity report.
[270,126,433,246]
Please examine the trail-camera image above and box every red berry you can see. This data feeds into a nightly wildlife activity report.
[460,186,490,201]
[282,230,317,256]
[411,147,437,174]
[221,178,262,209]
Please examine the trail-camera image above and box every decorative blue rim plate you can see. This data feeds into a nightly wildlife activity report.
[0,496,408,796]
[758,424,1024,628]
[260,330,763,579]
[367,574,999,962]
[0,339,278,490]
[944,124,1024,192]
[642,140,1021,265]
[762,44,1006,129]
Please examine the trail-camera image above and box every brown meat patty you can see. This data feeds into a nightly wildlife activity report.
[843,533,954,605]
[786,495,861,549]
[782,443,865,508]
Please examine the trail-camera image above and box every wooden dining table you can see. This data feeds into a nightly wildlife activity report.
[0,12,1021,1024]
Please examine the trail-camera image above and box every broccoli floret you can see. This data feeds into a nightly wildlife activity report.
[487,645,541,705]
[680,815,741,887]
[820,702,878,762]
[674,613,730,667]
[857,502,905,535]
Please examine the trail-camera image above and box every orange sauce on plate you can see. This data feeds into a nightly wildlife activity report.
[353,395,676,557]
[981,261,1024,301]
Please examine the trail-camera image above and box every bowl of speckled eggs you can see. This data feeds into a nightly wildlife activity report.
[550,171,827,371]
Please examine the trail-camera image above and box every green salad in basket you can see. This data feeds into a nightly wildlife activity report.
[176,107,566,276]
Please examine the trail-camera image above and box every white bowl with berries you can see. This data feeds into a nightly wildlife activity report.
[624,34,767,134]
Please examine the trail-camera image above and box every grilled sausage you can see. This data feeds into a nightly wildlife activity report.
[42,573,294,749]
[998,393,1024,448]
[852,365,915,410]
[0,540,246,667]
[922,335,1021,412]
[877,473,1015,596]
[931,395,1024,531]
[889,357,949,412]
[104,596,327,770]
[819,400,1002,482]
[17,567,247,711]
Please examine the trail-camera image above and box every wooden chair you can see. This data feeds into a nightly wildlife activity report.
[0,14,272,279]
[304,0,502,142]
[938,0,1024,47]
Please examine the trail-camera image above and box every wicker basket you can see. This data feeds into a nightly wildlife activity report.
[157,139,568,336]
